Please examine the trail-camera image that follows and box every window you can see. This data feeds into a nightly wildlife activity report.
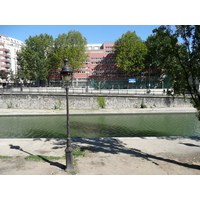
[91,58,103,60]
[106,51,114,53]
[90,51,104,53]
[91,62,102,65]
[105,46,113,49]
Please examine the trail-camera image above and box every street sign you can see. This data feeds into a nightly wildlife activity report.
[128,79,136,83]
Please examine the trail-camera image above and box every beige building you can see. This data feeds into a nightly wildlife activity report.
[0,34,24,85]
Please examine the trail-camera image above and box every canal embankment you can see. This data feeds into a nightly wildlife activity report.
[0,92,193,110]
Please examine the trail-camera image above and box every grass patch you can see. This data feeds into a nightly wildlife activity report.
[24,148,87,162]
[141,103,147,108]
[24,155,63,161]
[97,96,106,108]
[0,155,12,158]
[72,148,87,158]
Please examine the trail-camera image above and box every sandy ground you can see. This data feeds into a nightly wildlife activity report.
[0,137,200,175]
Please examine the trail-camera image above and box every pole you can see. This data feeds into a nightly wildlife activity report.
[65,85,74,172]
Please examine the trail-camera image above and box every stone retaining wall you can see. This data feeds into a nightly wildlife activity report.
[0,93,192,110]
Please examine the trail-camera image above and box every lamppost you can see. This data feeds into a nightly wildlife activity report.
[60,59,74,172]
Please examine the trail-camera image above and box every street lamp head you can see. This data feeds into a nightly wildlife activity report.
[60,59,73,83]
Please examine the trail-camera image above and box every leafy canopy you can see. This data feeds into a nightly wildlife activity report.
[50,30,87,69]
[145,25,200,118]
[114,31,148,74]
[17,33,54,81]
[17,31,87,85]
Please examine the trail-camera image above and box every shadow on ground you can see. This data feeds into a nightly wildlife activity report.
[50,137,200,171]
[9,144,65,170]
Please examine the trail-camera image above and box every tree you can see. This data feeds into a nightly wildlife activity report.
[17,33,54,85]
[50,30,87,69]
[114,31,148,74]
[145,26,177,83]
[146,25,200,118]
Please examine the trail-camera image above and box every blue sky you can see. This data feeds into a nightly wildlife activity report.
[0,25,161,44]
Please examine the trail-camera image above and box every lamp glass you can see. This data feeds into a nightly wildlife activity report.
[63,74,71,83]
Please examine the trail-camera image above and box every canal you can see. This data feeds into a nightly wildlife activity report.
[0,113,200,138]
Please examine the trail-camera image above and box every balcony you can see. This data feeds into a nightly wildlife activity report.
[0,48,10,52]
[0,53,10,58]
[1,64,11,68]
[0,58,11,63]
[4,48,9,52]
[0,69,10,74]
[0,59,7,62]
[5,54,11,59]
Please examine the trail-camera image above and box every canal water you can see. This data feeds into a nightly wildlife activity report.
[0,113,200,138]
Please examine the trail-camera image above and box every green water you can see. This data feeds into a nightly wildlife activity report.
[0,113,200,138]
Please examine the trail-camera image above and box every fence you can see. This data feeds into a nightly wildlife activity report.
[0,86,170,96]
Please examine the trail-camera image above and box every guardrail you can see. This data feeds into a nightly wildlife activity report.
[0,87,169,95]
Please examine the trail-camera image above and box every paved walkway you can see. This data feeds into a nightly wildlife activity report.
[0,106,196,115]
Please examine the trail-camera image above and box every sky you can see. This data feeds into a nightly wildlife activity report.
[0,25,161,44]
[0,0,196,45]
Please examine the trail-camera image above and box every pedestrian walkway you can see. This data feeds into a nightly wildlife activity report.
[0,106,196,116]
[0,137,199,175]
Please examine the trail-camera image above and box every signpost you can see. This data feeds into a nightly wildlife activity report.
[128,79,136,83]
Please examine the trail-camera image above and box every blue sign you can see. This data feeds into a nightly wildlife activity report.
[128,79,136,83]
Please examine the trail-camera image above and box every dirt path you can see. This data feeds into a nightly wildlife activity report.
[0,137,200,175]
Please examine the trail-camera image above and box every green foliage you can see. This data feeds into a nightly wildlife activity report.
[0,155,13,158]
[140,103,147,108]
[72,148,86,157]
[97,96,106,108]
[17,34,54,83]
[7,101,13,109]
[50,31,87,69]
[24,155,63,161]
[17,31,87,86]
[0,70,8,80]
[24,148,86,162]
[53,99,62,110]
[145,26,176,78]
[114,31,148,74]
[141,99,147,108]
[145,25,200,119]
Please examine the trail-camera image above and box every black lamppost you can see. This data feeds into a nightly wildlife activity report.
[60,59,74,172]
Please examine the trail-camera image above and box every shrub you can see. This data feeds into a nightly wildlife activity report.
[141,103,147,108]
[97,96,106,108]
[7,101,13,109]
[53,99,62,110]
[141,99,147,108]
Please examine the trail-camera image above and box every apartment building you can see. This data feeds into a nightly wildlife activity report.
[49,42,120,88]
[49,42,131,88]
[0,34,25,85]
[72,42,128,89]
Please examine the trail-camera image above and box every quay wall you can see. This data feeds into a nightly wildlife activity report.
[0,93,192,110]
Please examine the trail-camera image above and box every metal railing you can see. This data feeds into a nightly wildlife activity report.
[0,86,169,96]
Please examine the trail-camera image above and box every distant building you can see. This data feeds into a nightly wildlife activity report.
[0,35,168,89]
[72,43,127,89]
[49,43,122,88]
[0,34,25,85]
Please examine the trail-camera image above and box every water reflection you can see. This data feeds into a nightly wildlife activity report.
[0,113,200,138]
